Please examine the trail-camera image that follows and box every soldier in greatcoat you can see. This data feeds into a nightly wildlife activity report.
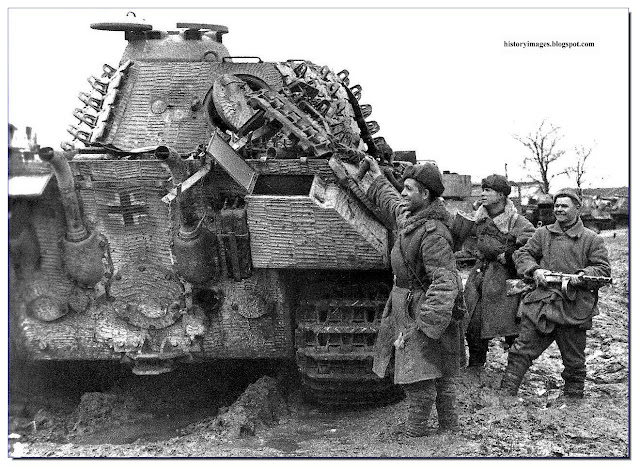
[363,155,464,437]
[500,188,611,398]
[454,175,535,367]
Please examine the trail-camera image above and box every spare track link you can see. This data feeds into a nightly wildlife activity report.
[247,90,333,156]
[295,284,402,406]
[284,62,362,150]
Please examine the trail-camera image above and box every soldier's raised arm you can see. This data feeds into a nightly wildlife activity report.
[363,155,406,222]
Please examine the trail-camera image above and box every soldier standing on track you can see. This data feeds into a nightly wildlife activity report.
[362,155,465,437]
[455,175,535,367]
[500,188,611,398]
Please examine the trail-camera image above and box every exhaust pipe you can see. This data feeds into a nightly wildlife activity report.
[156,146,198,228]
[156,146,218,284]
[39,147,87,242]
[39,147,105,286]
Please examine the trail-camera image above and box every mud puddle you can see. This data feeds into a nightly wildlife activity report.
[69,410,215,445]
[265,414,347,454]
[220,407,353,456]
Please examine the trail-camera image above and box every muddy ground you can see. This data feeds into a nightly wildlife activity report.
[8,229,629,458]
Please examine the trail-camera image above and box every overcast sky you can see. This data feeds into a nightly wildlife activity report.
[7,6,630,190]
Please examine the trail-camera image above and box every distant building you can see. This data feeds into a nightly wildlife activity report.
[9,123,17,146]
[514,181,545,205]
[581,187,628,199]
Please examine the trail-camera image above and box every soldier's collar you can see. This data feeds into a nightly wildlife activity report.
[476,199,518,234]
[548,217,584,238]
[401,198,450,234]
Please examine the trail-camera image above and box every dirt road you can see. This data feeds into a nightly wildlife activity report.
[8,229,629,458]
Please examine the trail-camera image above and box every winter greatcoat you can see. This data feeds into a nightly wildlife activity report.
[460,201,535,338]
[513,218,611,332]
[367,176,464,385]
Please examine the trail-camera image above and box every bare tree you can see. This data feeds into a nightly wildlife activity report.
[513,119,566,194]
[561,144,595,197]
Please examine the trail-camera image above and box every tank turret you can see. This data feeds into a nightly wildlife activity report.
[9,16,470,406]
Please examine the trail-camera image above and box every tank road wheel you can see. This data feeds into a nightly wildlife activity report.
[294,278,403,407]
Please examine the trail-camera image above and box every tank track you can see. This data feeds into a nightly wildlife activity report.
[262,64,399,405]
[294,278,402,406]
[246,89,334,157]
[227,60,382,165]
[278,61,368,150]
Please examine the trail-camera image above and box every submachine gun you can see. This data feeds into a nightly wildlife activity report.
[507,272,613,298]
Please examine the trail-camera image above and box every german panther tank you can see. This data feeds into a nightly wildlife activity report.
[8,19,470,405]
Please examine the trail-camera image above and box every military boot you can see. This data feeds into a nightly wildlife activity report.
[436,378,459,432]
[563,380,585,399]
[467,338,490,367]
[500,352,530,396]
[404,380,436,437]
[561,362,586,400]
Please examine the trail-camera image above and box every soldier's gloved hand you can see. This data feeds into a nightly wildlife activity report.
[533,269,552,288]
[381,165,395,179]
[363,155,383,178]
[569,272,585,287]
[497,253,507,265]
